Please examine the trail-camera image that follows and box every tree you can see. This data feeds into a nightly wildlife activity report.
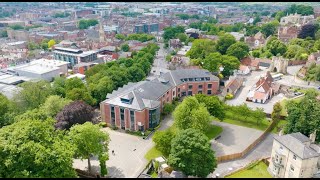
[221,55,240,77]
[285,90,320,142]
[252,108,265,125]
[88,75,114,104]
[271,102,282,122]
[275,11,285,22]
[153,129,176,156]
[127,65,145,82]
[115,34,126,40]
[203,52,222,73]
[261,22,278,38]
[48,39,56,48]
[252,49,261,58]
[298,24,317,39]
[0,119,77,177]
[267,39,287,56]
[195,94,225,120]
[40,95,72,117]
[186,39,217,59]
[66,88,96,106]
[226,41,250,60]
[0,93,10,127]
[253,15,261,25]
[162,103,175,115]
[55,100,95,130]
[12,80,53,113]
[315,30,320,40]
[65,77,86,91]
[173,97,211,133]
[236,103,251,121]
[216,33,236,55]
[177,33,188,44]
[53,77,67,97]
[284,45,307,60]
[121,43,130,52]
[168,129,217,177]
[69,122,110,174]
[78,19,98,29]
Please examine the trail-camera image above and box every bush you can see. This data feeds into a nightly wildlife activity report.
[99,122,107,128]
[225,93,234,100]
[111,125,118,130]
[163,103,175,115]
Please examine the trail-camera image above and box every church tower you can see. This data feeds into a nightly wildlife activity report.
[99,18,106,43]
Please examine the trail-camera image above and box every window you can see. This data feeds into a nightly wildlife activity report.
[173,91,175,96]
[198,91,202,94]
[275,155,279,162]
[207,90,212,95]
[120,108,125,130]
[178,94,180,98]
[198,84,203,89]
[184,78,188,82]
[130,110,135,131]
[188,91,192,96]
[111,106,115,126]
[188,85,192,89]
[188,78,193,81]
[293,155,296,160]
[205,77,210,81]
[178,88,180,92]
[166,97,169,102]
[200,77,205,81]
[163,94,165,98]
[167,91,169,95]
[208,84,212,88]
[290,165,294,172]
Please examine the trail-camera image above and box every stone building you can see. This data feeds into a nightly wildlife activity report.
[269,56,288,74]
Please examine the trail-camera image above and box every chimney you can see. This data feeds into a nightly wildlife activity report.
[309,130,317,144]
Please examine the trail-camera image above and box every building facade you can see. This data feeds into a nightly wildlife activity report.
[100,69,219,131]
[268,132,320,178]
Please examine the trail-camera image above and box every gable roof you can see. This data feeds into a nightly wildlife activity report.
[274,132,320,159]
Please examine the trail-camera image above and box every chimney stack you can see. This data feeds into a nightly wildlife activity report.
[309,130,317,144]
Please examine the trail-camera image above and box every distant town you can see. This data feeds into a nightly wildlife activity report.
[0,2,319,179]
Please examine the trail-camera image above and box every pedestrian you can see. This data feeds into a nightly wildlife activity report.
[112,150,114,155]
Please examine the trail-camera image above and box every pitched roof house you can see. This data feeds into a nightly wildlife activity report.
[247,71,276,103]
[244,31,266,49]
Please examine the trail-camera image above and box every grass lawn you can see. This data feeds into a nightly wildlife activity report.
[151,171,158,178]
[271,120,287,134]
[205,124,223,140]
[144,146,164,161]
[226,161,272,178]
[215,110,271,131]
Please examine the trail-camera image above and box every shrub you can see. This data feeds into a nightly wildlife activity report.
[225,93,234,100]
[99,122,107,128]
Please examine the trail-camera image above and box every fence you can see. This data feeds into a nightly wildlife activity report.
[216,120,278,163]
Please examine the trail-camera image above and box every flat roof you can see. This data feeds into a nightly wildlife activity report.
[14,63,60,75]
[0,84,22,99]
[67,73,85,79]
[0,74,31,85]
[30,58,70,66]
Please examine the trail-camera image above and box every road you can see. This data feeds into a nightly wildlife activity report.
[150,43,169,77]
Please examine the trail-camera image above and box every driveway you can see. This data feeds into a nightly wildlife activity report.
[211,121,264,156]
[73,128,154,178]
[210,133,276,178]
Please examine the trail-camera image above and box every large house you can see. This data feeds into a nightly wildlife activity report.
[244,32,267,50]
[100,69,219,131]
[246,71,278,103]
[268,132,320,178]
[277,26,300,43]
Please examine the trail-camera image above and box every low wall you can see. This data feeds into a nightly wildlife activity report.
[288,60,306,66]
[216,120,277,163]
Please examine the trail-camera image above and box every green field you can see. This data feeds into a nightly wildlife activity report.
[144,146,164,162]
[226,161,272,178]
[214,110,271,131]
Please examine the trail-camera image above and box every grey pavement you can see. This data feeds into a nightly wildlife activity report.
[210,133,277,178]
[73,128,154,178]
[150,42,169,77]
[211,121,264,156]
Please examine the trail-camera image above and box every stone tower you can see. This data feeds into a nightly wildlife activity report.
[99,18,106,43]
[269,56,288,74]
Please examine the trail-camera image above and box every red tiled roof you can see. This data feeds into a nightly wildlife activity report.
[239,65,249,71]
[253,91,267,100]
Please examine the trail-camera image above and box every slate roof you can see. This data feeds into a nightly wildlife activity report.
[274,132,320,159]
[103,69,219,110]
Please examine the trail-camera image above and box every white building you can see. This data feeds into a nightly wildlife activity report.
[9,59,69,82]
[268,132,320,178]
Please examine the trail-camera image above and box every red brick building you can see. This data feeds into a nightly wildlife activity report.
[100,69,219,131]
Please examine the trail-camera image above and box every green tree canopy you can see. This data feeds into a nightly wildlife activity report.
[0,93,10,127]
[48,39,56,48]
[216,33,236,54]
[69,122,110,173]
[226,41,250,60]
[261,21,279,37]
[221,55,240,77]
[40,95,72,118]
[153,128,176,156]
[0,118,77,177]
[267,39,287,56]
[186,39,217,59]
[168,128,217,177]
[195,94,225,120]
[121,43,130,52]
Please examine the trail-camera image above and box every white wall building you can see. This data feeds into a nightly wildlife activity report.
[268,132,320,178]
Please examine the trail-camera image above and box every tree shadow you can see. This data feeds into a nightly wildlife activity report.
[108,166,126,178]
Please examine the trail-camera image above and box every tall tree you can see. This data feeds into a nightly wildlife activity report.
[55,100,95,130]
[153,128,176,156]
[203,52,222,73]
[173,97,200,130]
[298,24,317,39]
[226,41,250,60]
[267,39,287,56]
[0,93,10,127]
[216,33,236,54]
[168,129,217,178]
[69,122,110,174]
[221,55,240,77]
[40,95,72,117]
[0,119,77,178]
[186,39,217,59]
[12,80,53,113]
[195,94,225,120]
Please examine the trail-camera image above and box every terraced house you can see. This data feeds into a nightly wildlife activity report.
[100,69,219,131]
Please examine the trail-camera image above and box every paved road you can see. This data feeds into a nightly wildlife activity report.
[209,133,277,178]
[211,121,264,157]
[150,43,169,77]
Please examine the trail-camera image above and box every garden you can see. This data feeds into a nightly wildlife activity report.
[225,160,272,178]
